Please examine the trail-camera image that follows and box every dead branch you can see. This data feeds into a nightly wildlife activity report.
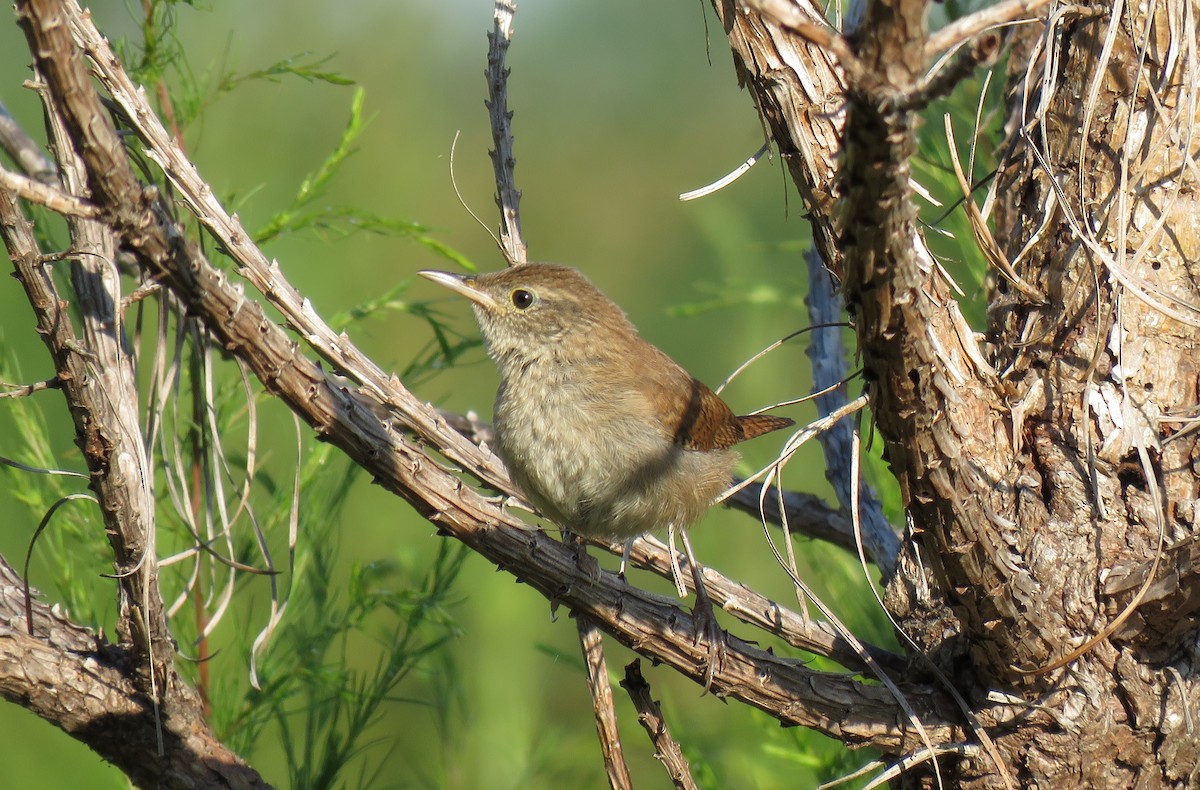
[0,551,267,788]
[578,616,633,790]
[620,661,698,790]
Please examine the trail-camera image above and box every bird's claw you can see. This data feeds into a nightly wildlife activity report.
[692,591,726,693]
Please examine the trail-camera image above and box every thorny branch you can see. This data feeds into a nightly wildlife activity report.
[620,661,698,790]
[0,188,266,787]
[486,0,527,264]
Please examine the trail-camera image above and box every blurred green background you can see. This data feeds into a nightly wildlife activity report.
[0,1,919,787]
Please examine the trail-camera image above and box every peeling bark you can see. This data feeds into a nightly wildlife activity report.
[719,0,1200,785]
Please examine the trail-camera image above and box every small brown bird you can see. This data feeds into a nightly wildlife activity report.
[420,263,793,681]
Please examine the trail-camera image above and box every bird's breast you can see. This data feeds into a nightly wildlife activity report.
[493,363,735,539]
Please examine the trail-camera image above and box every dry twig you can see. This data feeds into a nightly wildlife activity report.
[578,616,633,790]
[620,661,698,790]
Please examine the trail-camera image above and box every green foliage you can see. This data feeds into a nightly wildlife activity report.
[0,356,112,627]
[211,442,467,789]
[240,86,475,271]
[255,87,370,245]
[124,0,354,133]
[328,278,484,388]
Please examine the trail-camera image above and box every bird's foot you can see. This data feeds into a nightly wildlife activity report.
[617,538,635,581]
[691,587,727,693]
[563,530,601,583]
[673,525,725,692]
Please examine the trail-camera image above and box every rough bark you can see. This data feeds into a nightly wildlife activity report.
[0,554,267,788]
[717,0,1200,786]
[984,2,1200,784]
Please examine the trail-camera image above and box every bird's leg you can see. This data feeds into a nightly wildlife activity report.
[677,526,726,691]
[666,524,689,598]
[618,538,635,579]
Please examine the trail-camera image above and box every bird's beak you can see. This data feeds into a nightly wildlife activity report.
[418,270,500,311]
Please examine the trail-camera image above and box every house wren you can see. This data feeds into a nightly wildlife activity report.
[418,263,794,542]
[419,263,793,686]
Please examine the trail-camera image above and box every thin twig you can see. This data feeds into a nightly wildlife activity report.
[679,141,770,201]
[620,661,699,790]
[577,615,633,790]
[486,0,527,264]
[0,164,99,217]
[0,377,62,398]
[925,0,1053,58]
[22,493,98,635]
[0,96,56,181]
[943,115,1044,302]
[610,533,906,675]
[819,744,978,790]
[898,31,1005,112]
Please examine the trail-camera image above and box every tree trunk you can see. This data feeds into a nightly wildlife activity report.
[983,3,1200,784]
[722,0,1200,786]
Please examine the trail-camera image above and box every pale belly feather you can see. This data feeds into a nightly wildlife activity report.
[495,369,735,539]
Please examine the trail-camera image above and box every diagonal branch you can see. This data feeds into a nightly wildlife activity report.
[49,0,901,675]
[73,143,948,749]
[6,0,955,756]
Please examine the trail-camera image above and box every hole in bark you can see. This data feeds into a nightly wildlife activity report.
[1151,260,1161,270]
[1144,381,1154,391]
[909,369,920,388]
[1117,454,1147,491]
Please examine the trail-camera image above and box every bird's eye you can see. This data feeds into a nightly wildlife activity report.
[510,289,535,310]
